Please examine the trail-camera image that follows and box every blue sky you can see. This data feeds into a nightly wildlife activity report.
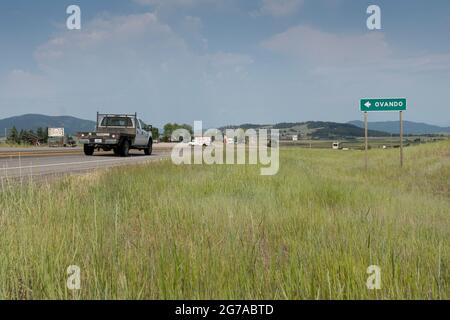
[1,0,450,127]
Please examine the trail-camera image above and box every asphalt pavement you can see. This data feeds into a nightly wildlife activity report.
[0,144,173,181]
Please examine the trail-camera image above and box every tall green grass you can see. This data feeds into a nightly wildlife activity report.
[0,141,449,299]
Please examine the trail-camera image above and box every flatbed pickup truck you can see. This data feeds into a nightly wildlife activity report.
[78,113,153,157]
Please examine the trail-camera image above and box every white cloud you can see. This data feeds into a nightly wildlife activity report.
[133,0,219,9]
[1,12,254,126]
[33,11,252,79]
[35,13,183,65]
[262,25,450,74]
[254,0,304,17]
[258,24,450,125]
[179,16,208,51]
[207,52,253,68]
[134,0,197,5]
[262,26,390,65]
[203,52,253,80]
[3,9,449,127]
[182,16,203,32]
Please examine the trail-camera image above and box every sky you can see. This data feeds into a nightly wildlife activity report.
[1,0,450,128]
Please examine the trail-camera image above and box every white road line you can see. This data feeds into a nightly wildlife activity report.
[2,156,157,171]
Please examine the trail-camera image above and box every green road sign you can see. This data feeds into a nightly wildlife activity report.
[360,98,407,112]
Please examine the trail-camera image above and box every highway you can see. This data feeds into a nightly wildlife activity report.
[0,144,173,181]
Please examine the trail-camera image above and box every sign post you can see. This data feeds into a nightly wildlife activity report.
[400,111,404,167]
[364,112,368,170]
[360,98,407,169]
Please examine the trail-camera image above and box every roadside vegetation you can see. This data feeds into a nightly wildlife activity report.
[4,126,49,146]
[0,142,28,148]
[0,141,448,299]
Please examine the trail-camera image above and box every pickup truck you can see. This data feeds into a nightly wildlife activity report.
[78,113,153,157]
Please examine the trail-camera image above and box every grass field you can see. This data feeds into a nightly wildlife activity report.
[281,136,448,150]
[0,141,449,299]
[0,142,35,148]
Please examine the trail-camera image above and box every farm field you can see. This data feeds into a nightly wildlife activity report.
[280,136,448,150]
[0,141,448,299]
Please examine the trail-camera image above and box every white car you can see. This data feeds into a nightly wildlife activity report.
[188,137,212,146]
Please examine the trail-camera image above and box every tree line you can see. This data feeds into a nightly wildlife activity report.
[148,123,193,142]
[160,123,193,142]
[6,126,49,145]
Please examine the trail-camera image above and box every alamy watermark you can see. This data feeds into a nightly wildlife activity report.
[67,265,81,290]
[367,5,381,30]
[366,265,381,290]
[63,263,381,293]
[66,4,380,31]
[66,5,81,30]
[170,121,280,176]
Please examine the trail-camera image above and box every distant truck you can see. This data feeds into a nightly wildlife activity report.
[77,113,153,157]
[48,136,76,148]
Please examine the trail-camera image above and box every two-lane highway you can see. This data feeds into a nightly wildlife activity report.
[0,144,173,181]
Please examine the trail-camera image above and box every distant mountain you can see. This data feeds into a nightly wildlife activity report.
[349,120,450,135]
[220,121,389,139]
[0,114,96,136]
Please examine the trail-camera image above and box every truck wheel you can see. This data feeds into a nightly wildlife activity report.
[84,145,95,156]
[120,140,130,157]
[144,139,153,155]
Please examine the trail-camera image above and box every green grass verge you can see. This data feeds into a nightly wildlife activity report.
[0,141,449,299]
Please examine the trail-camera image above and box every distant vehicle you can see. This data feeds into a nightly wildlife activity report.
[223,135,235,144]
[332,142,340,150]
[188,136,212,147]
[77,113,153,157]
[48,136,77,148]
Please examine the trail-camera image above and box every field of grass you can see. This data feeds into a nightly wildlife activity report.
[281,136,448,150]
[0,141,449,299]
[0,142,33,148]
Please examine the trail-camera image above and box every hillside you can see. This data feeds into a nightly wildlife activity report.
[221,121,390,139]
[349,120,450,135]
[0,114,96,136]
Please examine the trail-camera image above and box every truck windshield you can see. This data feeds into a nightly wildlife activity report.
[100,117,133,127]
